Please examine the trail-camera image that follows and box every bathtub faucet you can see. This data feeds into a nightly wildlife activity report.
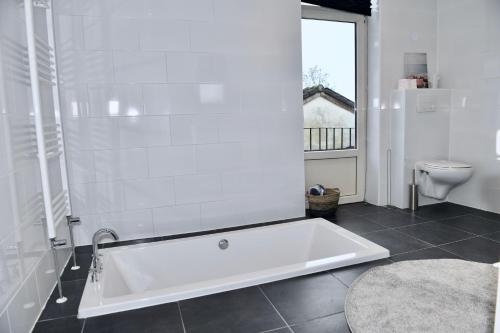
[91,228,119,282]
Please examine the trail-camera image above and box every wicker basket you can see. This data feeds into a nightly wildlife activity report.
[307,188,340,217]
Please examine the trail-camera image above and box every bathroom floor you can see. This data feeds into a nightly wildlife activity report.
[33,202,500,333]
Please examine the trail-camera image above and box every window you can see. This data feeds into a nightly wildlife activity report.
[301,18,356,151]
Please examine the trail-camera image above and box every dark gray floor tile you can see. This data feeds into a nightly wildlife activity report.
[331,259,392,287]
[437,215,500,235]
[261,273,347,325]
[396,221,474,245]
[39,279,86,320]
[365,210,428,227]
[84,303,183,333]
[483,231,500,243]
[328,207,358,221]
[33,316,84,333]
[180,287,285,333]
[390,247,462,262]
[440,237,500,264]
[332,216,387,234]
[291,313,350,333]
[413,202,475,220]
[61,253,92,281]
[362,229,430,255]
[472,210,500,223]
[342,202,389,216]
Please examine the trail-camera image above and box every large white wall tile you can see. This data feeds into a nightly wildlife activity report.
[67,150,95,184]
[170,115,219,145]
[119,116,171,148]
[0,235,22,313]
[54,15,84,51]
[64,117,120,151]
[0,310,9,333]
[94,148,149,181]
[174,174,222,204]
[88,85,144,117]
[114,51,167,83]
[7,274,40,333]
[140,20,190,51]
[142,84,171,115]
[83,17,140,50]
[34,252,56,307]
[195,143,243,173]
[148,146,196,177]
[152,204,201,235]
[145,0,214,21]
[59,51,115,84]
[59,85,89,118]
[100,210,154,239]
[166,53,219,83]
[123,178,175,210]
[0,177,15,241]
[167,84,201,114]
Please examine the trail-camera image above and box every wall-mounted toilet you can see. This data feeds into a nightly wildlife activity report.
[415,160,473,200]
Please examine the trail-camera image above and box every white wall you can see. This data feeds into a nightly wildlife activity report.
[53,0,306,245]
[438,0,500,214]
[369,0,500,214]
[367,0,438,205]
[0,1,71,332]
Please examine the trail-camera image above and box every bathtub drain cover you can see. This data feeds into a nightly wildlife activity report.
[218,239,229,250]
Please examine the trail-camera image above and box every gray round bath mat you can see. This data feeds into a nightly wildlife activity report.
[345,259,497,333]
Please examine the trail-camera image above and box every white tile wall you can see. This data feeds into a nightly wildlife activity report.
[139,20,190,51]
[53,0,305,246]
[438,0,500,214]
[113,51,167,83]
[7,275,41,333]
[0,310,10,333]
[366,0,438,205]
[170,115,219,145]
[148,146,196,177]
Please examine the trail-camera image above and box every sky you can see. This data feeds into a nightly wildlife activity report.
[301,19,355,101]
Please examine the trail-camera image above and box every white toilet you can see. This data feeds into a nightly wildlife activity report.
[415,160,473,200]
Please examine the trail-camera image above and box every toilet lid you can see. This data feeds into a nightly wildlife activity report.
[423,160,471,169]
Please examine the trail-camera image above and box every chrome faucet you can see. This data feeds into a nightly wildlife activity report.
[91,228,119,282]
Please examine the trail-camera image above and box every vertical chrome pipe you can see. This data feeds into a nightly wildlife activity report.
[67,216,81,270]
[50,238,67,304]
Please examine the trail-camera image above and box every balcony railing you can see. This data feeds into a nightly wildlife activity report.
[304,127,356,152]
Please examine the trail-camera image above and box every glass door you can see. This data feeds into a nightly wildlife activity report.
[302,4,367,203]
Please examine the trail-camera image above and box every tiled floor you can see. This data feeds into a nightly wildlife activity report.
[33,202,500,333]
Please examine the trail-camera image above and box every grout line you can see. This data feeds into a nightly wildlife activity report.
[259,325,293,333]
[80,319,86,333]
[389,235,479,259]
[257,286,293,332]
[329,272,349,288]
[176,302,187,333]
[436,246,469,260]
[480,234,500,244]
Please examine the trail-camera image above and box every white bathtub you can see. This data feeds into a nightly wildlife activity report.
[78,218,389,318]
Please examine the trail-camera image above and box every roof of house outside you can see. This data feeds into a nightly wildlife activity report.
[303,85,355,112]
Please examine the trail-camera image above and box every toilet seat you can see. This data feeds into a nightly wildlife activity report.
[422,160,472,170]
